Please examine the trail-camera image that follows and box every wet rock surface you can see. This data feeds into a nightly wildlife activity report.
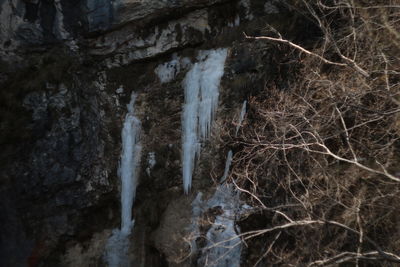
[0,0,313,266]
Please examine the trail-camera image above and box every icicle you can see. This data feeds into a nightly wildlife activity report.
[120,93,142,233]
[220,150,233,183]
[181,48,228,193]
[105,92,142,267]
[198,49,228,140]
[182,63,201,193]
[235,100,247,137]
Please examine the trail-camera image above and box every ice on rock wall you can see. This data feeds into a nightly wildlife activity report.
[105,226,134,267]
[105,93,142,267]
[228,15,240,27]
[146,152,156,176]
[189,151,246,267]
[120,93,142,233]
[235,100,247,137]
[155,55,181,83]
[182,48,228,193]
[155,53,193,83]
[220,150,233,183]
[198,184,242,267]
[190,183,243,267]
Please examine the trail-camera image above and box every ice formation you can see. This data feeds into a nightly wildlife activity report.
[228,15,241,28]
[235,100,247,137]
[105,93,142,267]
[220,150,233,183]
[192,184,243,267]
[155,55,181,83]
[182,48,228,193]
[189,151,246,266]
[120,93,142,233]
[146,152,156,176]
[105,227,133,267]
[154,54,193,84]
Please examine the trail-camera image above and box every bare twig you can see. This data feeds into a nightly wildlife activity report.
[252,231,282,267]
[308,251,399,266]
[244,33,346,67]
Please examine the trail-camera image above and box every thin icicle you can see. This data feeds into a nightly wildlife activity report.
[146,152,156,176]
[235,100,247,137]
[182,63,201,193]
[198,49,227,140]
[182,48,228,193]
[220,150,233,183]
[105,92,142,267]
[120,93,142,233]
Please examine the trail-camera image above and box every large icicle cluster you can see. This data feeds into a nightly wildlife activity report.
[105,92,142,267]
[182,48,228,193]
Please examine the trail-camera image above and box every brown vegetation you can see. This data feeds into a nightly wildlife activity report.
[227,1,400,266]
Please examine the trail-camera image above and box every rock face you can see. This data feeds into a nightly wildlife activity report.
[87,0,229,32]
[0,64,121,266]
[0,0,313,266]
[92,8,212,67]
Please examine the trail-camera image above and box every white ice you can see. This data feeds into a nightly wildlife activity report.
[220,150,233,183]
[235,100,247,137]
[155,55,181,83]
[182,48,228,193]
[155,54,193,84]
[194,184,243,267]
[120,93,142,233]
[105,93,142,267]
[146,152,156,176]
[104,222,134,267]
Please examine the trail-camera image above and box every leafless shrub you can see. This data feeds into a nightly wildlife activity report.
[227,1,400,266]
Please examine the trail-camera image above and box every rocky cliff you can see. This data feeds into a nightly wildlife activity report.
[0,0,318,266]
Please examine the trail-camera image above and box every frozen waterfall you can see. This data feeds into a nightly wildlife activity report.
[182,48,228,193]
[105,93,142,267]
[120,93,142,233]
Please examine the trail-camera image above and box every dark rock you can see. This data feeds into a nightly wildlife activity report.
[0,0,309,266]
